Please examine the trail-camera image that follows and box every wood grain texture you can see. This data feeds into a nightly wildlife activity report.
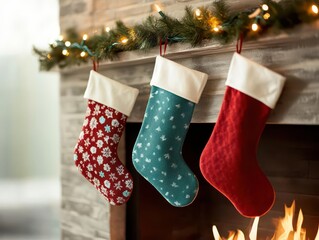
[61,23,319,125]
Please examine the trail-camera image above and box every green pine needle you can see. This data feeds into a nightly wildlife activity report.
[34,0,319,70]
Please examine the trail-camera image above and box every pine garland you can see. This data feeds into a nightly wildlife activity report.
[34,0,319,70]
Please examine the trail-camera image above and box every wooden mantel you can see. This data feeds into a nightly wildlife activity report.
[61,22,319,125]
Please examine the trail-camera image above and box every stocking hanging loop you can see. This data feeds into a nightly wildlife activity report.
[236,33,244,54]
[92,59,99,72]
[159,37,168,56]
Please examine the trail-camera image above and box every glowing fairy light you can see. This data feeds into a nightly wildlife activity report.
[121,37,128,44]
[153,3,161,12]
[105,26,111,32]
[65,41,71,47]
[62,49,69,56]
[208,16,221,32]
[262,4,269,11]
[311,4,318,14]
[263,12,271,20]
[248,8,261,19]
[82,34,88,41]
[195,8,201,17]
[153,3,166,18]
[58,35,64,41]
[80,51,86,57]
[252,23,259,31]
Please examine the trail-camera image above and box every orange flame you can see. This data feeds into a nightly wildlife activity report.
[271,201,306,240]
[212,201,318,240]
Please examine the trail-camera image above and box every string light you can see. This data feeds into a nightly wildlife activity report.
[36,0,319,71]
[65,41,71,47]
[121,37,128,44]
[208,16,221,32]
[248,8,261,19]
[62,49,69,56]
[262,4,269,11]
[153,4,161,12]
[195,8,201,18]
[80,51,86,57]
[153,4,165,18]
[311,4,318,14]
[251,23,259,31]
[263,12,271,20]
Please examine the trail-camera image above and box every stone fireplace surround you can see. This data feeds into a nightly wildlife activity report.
[59,1,319,239]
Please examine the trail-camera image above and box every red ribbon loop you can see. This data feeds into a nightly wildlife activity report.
[236,34,244,54]
[93,59,99,72]
[159,37,168,56]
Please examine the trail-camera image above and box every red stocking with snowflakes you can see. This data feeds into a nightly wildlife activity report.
[74,70,139,205]
[200,53,286,217]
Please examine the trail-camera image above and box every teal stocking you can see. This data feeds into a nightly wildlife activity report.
[132,56,208,207]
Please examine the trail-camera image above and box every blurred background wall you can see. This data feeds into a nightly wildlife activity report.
[0,0,60,239]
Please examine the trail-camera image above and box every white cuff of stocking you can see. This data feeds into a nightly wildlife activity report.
[150,56,208,103]
[226,53,286,109]
[84,70,139,116]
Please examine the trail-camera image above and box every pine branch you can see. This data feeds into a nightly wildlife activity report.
[34,0,319,70]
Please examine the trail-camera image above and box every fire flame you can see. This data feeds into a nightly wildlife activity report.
[212,201,319,240]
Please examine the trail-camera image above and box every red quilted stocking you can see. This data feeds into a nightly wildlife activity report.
[74,70,139,205]
[200,53,286,217]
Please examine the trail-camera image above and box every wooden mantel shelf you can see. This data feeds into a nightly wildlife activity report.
[61,23,319,125]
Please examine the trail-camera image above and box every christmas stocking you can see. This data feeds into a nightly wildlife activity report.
[200,53,286,217]
[132,56,208,207]
[74,70,139,205]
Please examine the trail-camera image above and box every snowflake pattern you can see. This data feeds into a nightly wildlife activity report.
[74,100,133,205]
[132,86,199,207]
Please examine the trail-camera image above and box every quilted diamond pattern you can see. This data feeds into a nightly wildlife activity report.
[200,87,275,217]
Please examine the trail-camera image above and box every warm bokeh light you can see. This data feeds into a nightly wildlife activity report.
[58,35,63,41]
[248,8,261,19]
[62,49,69,56]
[153,3,161,12]
[65,41,71,47]
[263,12,271,20]
[121,37,128,44]
[82,34,88,40]
[311,4,319,14]
[252,23,259,31]
[262,4,269,11]
[105,26,111,32]
[195,8,201,17]
[208,16,220,32]
[80,51,86,57]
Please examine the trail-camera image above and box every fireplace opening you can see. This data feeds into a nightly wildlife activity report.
[125,124,319,240]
